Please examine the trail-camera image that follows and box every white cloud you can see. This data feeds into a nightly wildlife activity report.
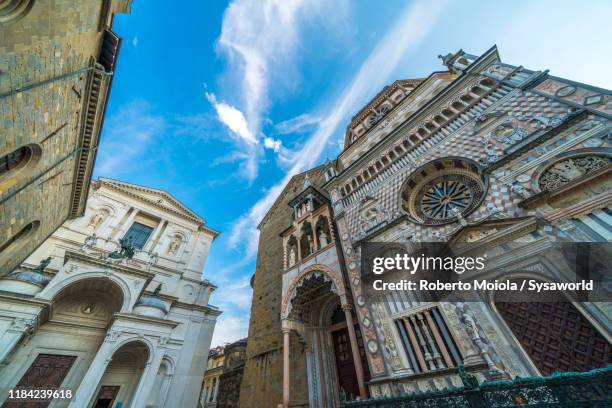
[264,137,282,152]
[132,36,139,47]
[209,275,253,347]
[211,315,250,347]
[210,0,350,182]
[274,113,321,134]
[95,100,165,176]
[228,0,448,256]
[206,93,258,145]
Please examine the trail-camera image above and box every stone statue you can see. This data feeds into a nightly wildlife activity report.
[108,237,135,260]
[288,247,296,266]
[167,237,181,255]
[462,310,505,378]
[318,228,328,247]
[307,234,314,254]
[153,283,162,297]
[84,233,98,248]
[35,257,52,272]
[87,212,105,230]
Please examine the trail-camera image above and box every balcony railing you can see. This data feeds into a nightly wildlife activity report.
[341,365,612,408]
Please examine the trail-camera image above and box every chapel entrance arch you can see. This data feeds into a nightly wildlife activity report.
[280,267,368,407]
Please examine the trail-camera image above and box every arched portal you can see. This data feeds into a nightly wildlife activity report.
[282,269,368,408]
[493,278,611,375]
[2,278,125,399]
[147,357,174,407]
[92,340,150,407]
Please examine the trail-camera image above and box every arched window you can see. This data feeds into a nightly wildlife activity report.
[1,146,32,178]
[0,221,39,260]
[0,144,42,190]
[0,0,35,24]
[300,222,314,258]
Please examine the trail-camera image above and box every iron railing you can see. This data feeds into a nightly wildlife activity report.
[341,365,612,407]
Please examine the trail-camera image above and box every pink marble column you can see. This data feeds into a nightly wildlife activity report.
[342,304,367,399]
[282,328,291,408]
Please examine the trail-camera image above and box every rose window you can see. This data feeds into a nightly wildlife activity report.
[419,175,475,220]
[402,158,486,225]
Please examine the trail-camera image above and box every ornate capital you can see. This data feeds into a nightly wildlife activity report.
[105,329,122,343]
[158,336,170,348]
[341,303,352,312]
[10,317,35,333]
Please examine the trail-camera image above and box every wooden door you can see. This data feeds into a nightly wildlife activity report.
[332,326,370,400]
[332,328,359,400]
[3,354,76,408]
[93,386,120,408]
[497,301,611,375]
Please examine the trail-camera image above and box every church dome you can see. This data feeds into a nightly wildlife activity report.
[134,295,168,318]
[1,270,50,295]
[5,270,50,286]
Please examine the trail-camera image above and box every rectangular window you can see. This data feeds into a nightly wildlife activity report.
[395,307,462,374]
[123,222,154,249]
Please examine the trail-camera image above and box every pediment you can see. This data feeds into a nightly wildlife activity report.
[450,216,537,247]
[98,178,203,223]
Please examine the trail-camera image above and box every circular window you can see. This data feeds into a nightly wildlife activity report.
[401,158,486,226]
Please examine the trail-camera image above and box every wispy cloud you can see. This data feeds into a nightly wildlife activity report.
[209,275,253,347]
[274,113,321,135]
[211,315,250,347]
[228,0,448,256]
[95,100,165,176]
[132,36,139,47]
[209,0,350,182]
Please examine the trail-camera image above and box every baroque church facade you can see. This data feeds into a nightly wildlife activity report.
[0,178,221,407]
[241,46,612,407]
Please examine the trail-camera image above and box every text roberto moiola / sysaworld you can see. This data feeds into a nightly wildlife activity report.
[370,253,593,293]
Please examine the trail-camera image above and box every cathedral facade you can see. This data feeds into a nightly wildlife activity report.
[0,178,221,407]
[241,46,612,407]
[0,0,131,274]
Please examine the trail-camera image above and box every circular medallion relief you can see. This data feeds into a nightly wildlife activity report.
[516,174,531,183]
[367,340,379,353]
[401,158,486,226]
[584,137,604,148]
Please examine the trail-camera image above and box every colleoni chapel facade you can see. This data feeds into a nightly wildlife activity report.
[241,46,612,407]
[0,178,221,407]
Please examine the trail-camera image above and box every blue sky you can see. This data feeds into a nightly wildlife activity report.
[94,0,612,346]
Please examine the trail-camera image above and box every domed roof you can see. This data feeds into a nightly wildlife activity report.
[135,295,167,313]
[4,270,50,287]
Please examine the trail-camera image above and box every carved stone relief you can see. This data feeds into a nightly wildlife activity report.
[539,155,611,191]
